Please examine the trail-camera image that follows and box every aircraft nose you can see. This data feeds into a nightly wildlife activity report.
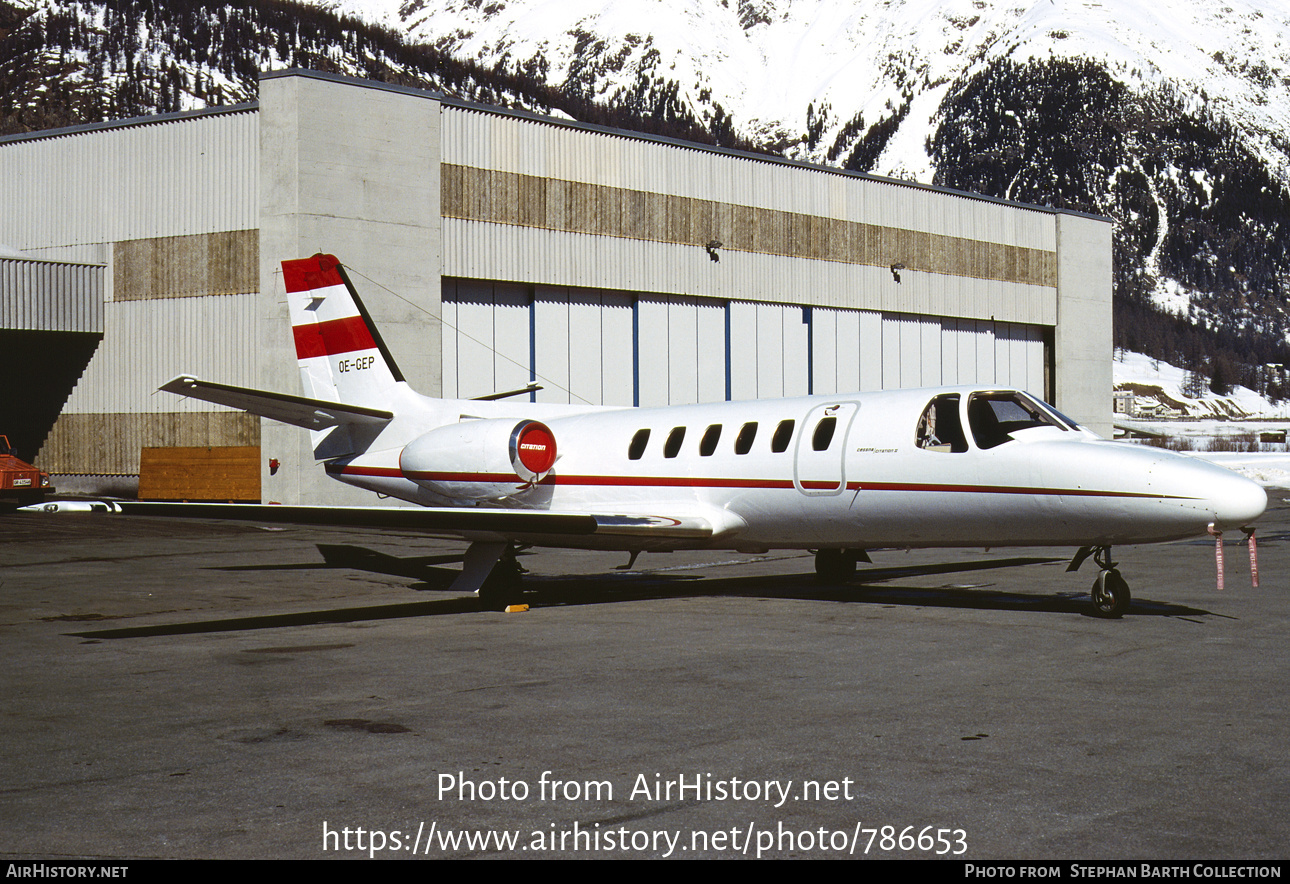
[1203,468,1267,530]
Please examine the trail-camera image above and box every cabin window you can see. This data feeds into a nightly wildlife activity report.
[699,424,722,456]
[664,426,686,458]
[734,422,758,454]
[771,419,795,452]
[967,392,1065,450]
[916,394,967,453]
[628,428,650,460]
[812,417,837,451]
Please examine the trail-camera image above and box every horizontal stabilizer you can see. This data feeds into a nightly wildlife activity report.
[159,376,392,431]
[25,500,726,541]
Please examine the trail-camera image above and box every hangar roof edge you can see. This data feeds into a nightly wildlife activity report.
[0,103,259,146]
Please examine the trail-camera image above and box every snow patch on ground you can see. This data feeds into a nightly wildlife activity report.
[1189,452,1290,489]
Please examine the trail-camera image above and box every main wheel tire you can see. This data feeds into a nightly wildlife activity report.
[1091,569,1131,618]
[815,549,857,583]
[479,559,524,610]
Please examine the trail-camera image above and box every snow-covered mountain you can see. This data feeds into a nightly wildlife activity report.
[317,0,1289,180]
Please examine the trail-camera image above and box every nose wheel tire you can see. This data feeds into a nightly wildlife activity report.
[1091,569,1131,618]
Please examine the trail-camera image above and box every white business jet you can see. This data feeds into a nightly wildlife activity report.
[36,255,1268,617]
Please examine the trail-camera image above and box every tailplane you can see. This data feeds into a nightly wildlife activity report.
[282,254,405,405]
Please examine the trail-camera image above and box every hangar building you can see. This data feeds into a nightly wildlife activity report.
[0,70,1112,504]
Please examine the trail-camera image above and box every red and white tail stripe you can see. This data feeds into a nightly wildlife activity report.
[282,254,401,404]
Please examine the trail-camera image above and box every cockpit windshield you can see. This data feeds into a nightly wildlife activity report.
[967,391,1068,449]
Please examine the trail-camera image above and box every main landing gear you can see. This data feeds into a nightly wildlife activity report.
[1069,545,1131,618]
[478,547,526,610]
[814,548,872,584]
[454,541,527,610]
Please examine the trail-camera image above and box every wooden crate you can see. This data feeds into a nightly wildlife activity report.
[138,446,260,502]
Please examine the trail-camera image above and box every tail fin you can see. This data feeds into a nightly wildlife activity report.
[282,254,405,404]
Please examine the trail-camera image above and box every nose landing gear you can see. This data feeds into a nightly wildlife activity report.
[1091,567,1132,619]
[1070,545,1131,618]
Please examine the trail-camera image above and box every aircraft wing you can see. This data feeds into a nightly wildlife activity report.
[159,376,392,431]
[27,501,729,542]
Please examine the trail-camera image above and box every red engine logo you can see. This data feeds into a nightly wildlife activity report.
[511,421,557,481]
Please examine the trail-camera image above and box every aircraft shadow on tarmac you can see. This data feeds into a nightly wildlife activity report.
[66,544,1214,639]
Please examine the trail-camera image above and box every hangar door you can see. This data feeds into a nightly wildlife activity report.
[442,280,1049,406]
[810,310,1046,401]
[442,280,727,407]
[441,280,636,406]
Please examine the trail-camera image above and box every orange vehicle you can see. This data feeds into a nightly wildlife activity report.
[0,436,51,508]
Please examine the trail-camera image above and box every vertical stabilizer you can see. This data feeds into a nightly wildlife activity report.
[282,254,405,405]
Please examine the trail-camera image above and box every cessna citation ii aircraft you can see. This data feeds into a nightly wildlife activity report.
[35,255,1268,617]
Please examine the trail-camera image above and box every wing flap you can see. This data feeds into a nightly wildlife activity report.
[159,376,392,430]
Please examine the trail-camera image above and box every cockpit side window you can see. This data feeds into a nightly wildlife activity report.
[967,392,1064,450]
[916,394,967,452]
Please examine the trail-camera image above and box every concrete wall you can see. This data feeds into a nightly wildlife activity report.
[258,72,442,505]
[1053,212,1114,437]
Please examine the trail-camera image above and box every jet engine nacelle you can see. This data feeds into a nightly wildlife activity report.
[399,418,558,501]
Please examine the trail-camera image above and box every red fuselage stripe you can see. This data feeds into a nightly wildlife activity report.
[293,316,377,360]
[327,465,1191,500]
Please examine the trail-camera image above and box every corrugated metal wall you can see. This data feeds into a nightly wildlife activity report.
[441,106,1055,250]
[405,95,1063,415]
[58,294,261,414]
[39,412,259,476]
[439,105,1059,328]
[0,258,103,333]
[639,297,729,406]
[441,219,1056,326]
[38,293,262,473]
[727,301,811,401]
[114,230,258,300]
[0,109,262,475]
[442,164,1055,286]
[0,109,258,249]
[0,89,1072,478]
[442,279,637,406]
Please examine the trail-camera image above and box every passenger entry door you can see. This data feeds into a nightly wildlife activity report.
[794,402,859,496]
